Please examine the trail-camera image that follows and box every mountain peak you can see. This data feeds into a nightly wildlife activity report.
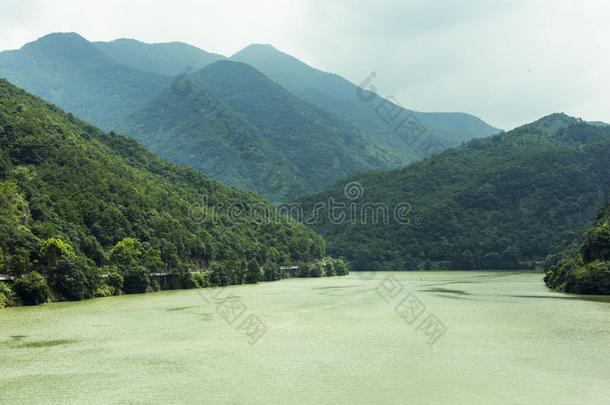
[90,37,225,76]
[523,113,584,134]
[103,37,202,49]
[24,32,90,49]
[230,43,299,65]
[233,43,279,55]
[192,59,265,80]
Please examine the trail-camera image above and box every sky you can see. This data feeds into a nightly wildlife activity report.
[0,0,608,130]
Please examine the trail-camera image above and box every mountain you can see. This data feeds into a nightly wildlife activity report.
[0,33,171,130]
[92,38,225,76]
[545,203,610,294]
[0,33,501,163]
[294,113,610,270]
[231,44,502,160]
[116,60,403,202]
[0,78,334,302]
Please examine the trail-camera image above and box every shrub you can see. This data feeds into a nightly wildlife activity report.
[309,263,324,278]
[193,273,209,288]
[324,261,336,277]
[149,279,161,292]
[40,237,74,265]
[263,262,280,281]
[297,264,310,278]
[108,238,142,267]
[0,282,16,308]
[93,285,113,297]
[122,266,150,294]
[106,271,124,294]
[13,272,50,305]
[334,259,350,276]
[47,255,100,301]
[178,272,198,289]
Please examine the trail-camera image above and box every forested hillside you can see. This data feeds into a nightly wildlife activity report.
[0,79,346,306]
[295,114,610,270]
[117,60,403,202]
[544,203,610,294]
[231,44,501,160]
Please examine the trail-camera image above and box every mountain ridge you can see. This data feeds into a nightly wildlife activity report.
[294,113,610,270]
[0,32,171,130]
[116,59,403,202]
[231,43,502,159]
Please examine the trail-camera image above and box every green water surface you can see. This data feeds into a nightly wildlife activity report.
[1,271,609,404]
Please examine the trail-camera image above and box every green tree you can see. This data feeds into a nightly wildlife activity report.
[309,263,324,278]
[581,223,610,263]
[245,259,260,284]
[106,271,124,294]
[40,238,100,301]
[13,271,50,305]
[109,238,142,268]
[48,255,100,301]
[40,237,74,265]
[81,236,105,266]
[122,266,149,294]
[160,240,180,271]
[142,248,163,273]
[334,259,349,276]
[0,282,15,308]
[0,181,30,227]
[263,261,280,281]
[324,260,336,277]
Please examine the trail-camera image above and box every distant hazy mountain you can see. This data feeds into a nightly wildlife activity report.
[0,33,171,129]
[117,60,403,202]
[0,32,506,203]
[295,113,610,270]
[231,44,502,159]
[92,38,225,76]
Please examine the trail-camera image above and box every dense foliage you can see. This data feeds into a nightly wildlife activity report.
[0,79,346,305]
[295,114,610,270]
[0,33,171,129]
[117,60,402,202]
[231,44,501,159]
[12,272,50,305]
[544,204,610,294]
[0,281,16,308]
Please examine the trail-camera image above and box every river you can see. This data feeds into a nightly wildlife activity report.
[1,271,609,404]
